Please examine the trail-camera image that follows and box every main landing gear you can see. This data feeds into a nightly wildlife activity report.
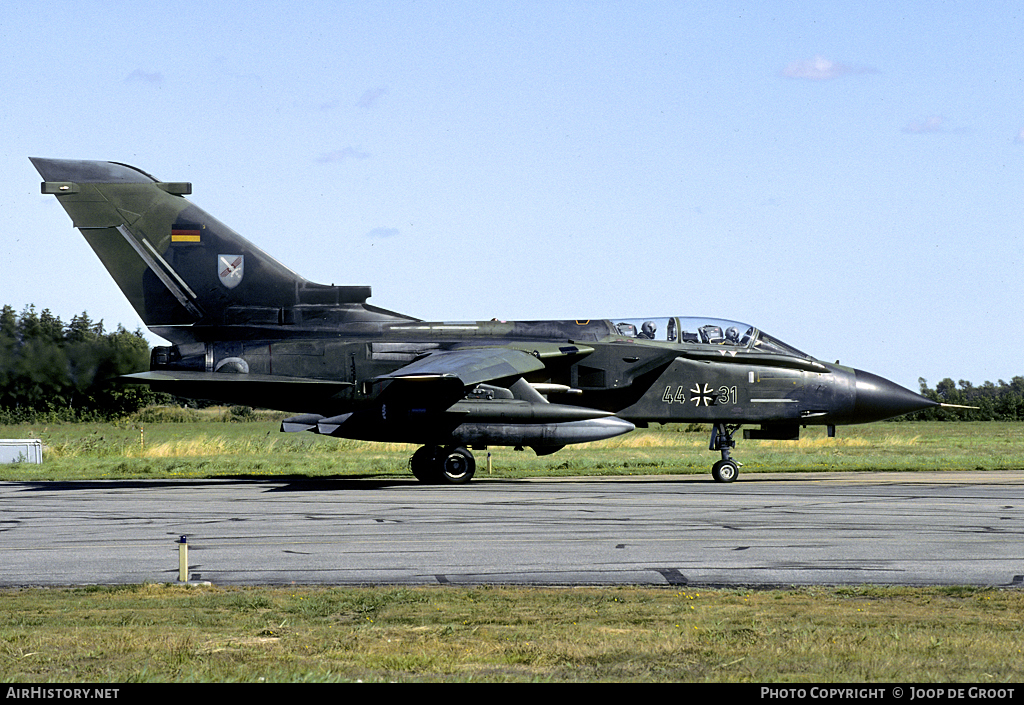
[410,445,476,484]
[709,423,741,483]
[409,427,744,485]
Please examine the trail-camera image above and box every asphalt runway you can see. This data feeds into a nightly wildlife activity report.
[2,471,1022,588]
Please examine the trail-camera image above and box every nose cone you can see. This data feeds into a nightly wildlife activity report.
[853,369,938,423]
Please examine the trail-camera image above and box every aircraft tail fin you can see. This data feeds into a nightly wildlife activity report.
[31,158,392,341]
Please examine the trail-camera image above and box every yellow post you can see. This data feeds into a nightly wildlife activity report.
[487,451,492,474]
[178,536,188,582]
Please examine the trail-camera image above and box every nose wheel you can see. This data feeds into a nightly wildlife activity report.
[709,423,742,483]
[712,458,740,482]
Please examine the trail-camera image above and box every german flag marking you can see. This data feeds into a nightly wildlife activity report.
[171,228,201,243]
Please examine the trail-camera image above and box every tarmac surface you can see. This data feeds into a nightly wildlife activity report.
[1,470,1022,588]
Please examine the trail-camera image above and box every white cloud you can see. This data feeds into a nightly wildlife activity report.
[781,55,876,80]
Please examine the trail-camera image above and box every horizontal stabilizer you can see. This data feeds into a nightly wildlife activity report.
[123,371,352,413]
[125,370,353,387]
[317,413,354,436]
[281,414,325,433]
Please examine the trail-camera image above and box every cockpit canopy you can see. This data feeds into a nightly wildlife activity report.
[610,317,810,359]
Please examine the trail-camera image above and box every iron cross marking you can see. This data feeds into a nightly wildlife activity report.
[690,383,715,407]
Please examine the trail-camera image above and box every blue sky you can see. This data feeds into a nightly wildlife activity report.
[3,1,1023,390]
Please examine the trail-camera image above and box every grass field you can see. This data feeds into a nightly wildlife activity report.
[1,410,1023,481]
[1,584,1022,682]
[1,413,1022,682]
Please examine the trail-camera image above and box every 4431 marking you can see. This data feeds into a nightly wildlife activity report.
[662,384,738,407]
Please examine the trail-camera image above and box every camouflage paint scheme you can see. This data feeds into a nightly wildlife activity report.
[32,158,940,483]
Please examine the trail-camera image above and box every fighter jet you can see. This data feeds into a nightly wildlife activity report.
[31,158,949,483]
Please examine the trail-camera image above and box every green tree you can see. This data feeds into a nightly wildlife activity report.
[0,305,160,421]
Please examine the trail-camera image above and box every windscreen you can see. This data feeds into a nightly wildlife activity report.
[750,331,809,358]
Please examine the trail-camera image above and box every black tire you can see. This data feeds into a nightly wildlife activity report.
[410,445,442,483]
[439,446,476,484]
[711,459,739,483]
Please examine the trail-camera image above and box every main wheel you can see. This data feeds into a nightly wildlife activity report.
[410,445,442,483]
[439,446,476,484]
[711,459,739,483]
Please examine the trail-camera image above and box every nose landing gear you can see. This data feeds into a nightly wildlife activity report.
[710,423,742,482]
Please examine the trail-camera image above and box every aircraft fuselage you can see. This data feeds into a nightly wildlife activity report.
[32,157,941,483]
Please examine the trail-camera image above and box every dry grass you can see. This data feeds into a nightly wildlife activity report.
[755,434,921,449]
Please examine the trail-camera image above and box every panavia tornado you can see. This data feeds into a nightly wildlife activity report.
[31,158,950,484]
